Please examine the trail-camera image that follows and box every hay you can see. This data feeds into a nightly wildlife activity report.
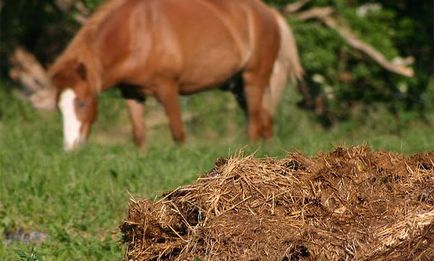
[120,146,434,260]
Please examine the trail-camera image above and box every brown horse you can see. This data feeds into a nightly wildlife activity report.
[50,0,303,150]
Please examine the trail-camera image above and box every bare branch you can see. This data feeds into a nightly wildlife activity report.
[284,0,311,14]
[296,6,334,20]
[73,1,90,24]
[9,48,56,111]
[74,14,88,25]
[295,7,414,77]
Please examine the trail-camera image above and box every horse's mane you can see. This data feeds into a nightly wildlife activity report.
[49,0,128,92]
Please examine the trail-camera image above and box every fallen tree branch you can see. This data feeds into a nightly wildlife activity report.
[296,6,334,20]
[295,7,414,77]
[9,48,56,111]
[284,0,311,14]
[73,1,89,24]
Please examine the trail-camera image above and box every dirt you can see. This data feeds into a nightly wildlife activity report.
[120,146,434,260]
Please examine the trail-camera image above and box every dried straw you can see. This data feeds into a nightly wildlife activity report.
[120,146,434,260]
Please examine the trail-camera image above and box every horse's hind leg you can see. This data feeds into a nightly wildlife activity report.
[154,81,185,144]
[260,107,273,139]
[120,85,146,149]
[242,71,273,141]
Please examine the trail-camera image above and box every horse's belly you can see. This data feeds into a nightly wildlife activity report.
[178,50,241,93]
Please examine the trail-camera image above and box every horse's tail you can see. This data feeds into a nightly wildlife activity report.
[263,10,304,116]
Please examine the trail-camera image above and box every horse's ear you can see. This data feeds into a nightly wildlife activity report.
[76,62,87,80]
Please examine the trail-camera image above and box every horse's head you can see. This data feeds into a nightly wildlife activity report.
[51,60,98,151]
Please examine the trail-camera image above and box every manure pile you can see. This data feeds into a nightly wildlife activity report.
[120,147,434,260]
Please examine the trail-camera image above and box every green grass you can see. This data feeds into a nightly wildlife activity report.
[0,82,433,260]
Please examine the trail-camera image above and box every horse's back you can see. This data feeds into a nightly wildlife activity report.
[92,0,280,91]
[143,0,280,91]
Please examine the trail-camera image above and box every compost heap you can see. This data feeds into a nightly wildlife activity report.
[120,146,434,260]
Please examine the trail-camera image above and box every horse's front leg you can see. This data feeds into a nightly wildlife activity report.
[125,99,145,148]
[154,81,185,144]
[120,85,146,149]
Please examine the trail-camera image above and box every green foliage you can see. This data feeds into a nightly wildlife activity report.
[16,248,41,261]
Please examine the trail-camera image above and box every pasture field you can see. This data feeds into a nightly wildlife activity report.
[0,81,433,260]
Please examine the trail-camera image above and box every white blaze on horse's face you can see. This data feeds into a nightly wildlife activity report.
[58,89,82,151]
